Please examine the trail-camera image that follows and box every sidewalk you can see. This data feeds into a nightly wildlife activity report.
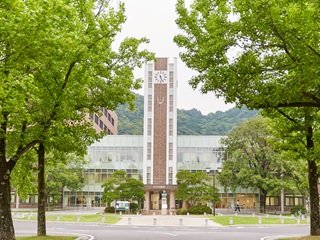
[115,214,222,227]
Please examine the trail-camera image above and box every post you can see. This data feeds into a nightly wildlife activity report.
[213,172,216,216]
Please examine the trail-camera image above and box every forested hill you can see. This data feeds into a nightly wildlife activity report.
[115,93,258,135]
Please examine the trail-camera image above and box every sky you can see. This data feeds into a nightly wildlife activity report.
[113,0,234,115]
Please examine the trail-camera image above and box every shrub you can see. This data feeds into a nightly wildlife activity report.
[104,206,115,213]
[176,208,188,215]
[291,206,307,216]
[188,205,212,215]
[130,202,139,213]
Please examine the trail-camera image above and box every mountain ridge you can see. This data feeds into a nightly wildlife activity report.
[116,93,258,135]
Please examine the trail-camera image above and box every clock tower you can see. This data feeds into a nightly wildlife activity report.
[143,57,178,214]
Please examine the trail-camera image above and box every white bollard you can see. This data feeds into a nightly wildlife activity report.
[77,214,80,222]
[153,217,157,225]
[229,217,233,225]
[258,216,262,224]
[252,213,255,217]
[281,216,284,224]
[204,212,206,216]
[205,218,208,226]
[179,218,183,225]
[128,217,131,225]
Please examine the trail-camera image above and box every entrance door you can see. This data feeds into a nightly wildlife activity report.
[151,192,160,210]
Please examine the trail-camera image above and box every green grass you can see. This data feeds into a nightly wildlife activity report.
[17,236,76,240]
[279,237,320,240]
[208,216,308,225]
[15,214,121,224]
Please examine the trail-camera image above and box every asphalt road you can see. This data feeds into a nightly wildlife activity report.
[14,221,310,240]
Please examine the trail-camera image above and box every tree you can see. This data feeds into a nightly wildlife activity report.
[0,0,154,238]
[219,117,306,212]
[175,170,219,208]
[175,0,320,235]
[102,170,145,209]
[46,154,86,209]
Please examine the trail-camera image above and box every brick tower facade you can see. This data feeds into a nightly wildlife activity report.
[143,57,178,213]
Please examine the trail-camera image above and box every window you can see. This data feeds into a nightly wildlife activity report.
[266,197,280,206]
[169,119,173,136]
[148,71,153,88]
[103,108,108,117]
[148,95,152,112]
[111,117,114,126]
[169,143,173,160]
[94,114,99,124]
[169,71,174,88]
[168,167,173,185]
[169,95,173,112]
[147,142,151,160]
[285,195,304,206]
[147,167,151,184]
[148,118,152,135]
[99,120,103,129]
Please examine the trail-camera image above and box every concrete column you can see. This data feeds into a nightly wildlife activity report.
[15,195,20,209]
[280,189,284,213]
[144,191,150,213]
[170,191,175,210]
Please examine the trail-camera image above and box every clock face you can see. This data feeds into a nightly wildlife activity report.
[154,71,167,83]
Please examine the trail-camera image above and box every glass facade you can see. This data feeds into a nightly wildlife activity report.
[62,135,261,210]
[63,136,143,208]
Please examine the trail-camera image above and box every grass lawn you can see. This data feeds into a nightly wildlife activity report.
[208,216,308,225]
[17,236,77,240]
[16,214,121,224]
[280,237,320,240]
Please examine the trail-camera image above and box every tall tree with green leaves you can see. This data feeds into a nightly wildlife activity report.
[0,0,153,238]
[175,0,320,235]
[101,170,145,208]
[175,170,218,208]
[219,117,306,213]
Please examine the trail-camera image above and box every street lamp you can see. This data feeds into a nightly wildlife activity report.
[205,167,222,216]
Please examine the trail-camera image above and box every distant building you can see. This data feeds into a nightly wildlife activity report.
[87,108,118,135]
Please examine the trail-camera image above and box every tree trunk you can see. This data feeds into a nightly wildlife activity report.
[259,190,267,213]
[0,167,15,240]
[37,142,46,236]
[0,114,15,239]
[306,126,320,235]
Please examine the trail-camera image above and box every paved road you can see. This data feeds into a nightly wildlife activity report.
[13,208,310,240]
[14,220,309,240]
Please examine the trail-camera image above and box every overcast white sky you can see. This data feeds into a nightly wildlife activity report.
[113,0,234,115]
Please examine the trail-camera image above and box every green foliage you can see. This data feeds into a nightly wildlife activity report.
[188,205,212,215]
[116,94,258,135]
[219,117,306,212]
[174,0,320,232]
[291,206,307,217]
[101,170,145,207]
[129,202,140,213]
[175,170,219,206]
[104,206,116,213]
[0,0,154,236]
[175,208,188,215]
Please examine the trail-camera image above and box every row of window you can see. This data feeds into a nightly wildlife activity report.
[89,112,114,135]
[266,196,304,206]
